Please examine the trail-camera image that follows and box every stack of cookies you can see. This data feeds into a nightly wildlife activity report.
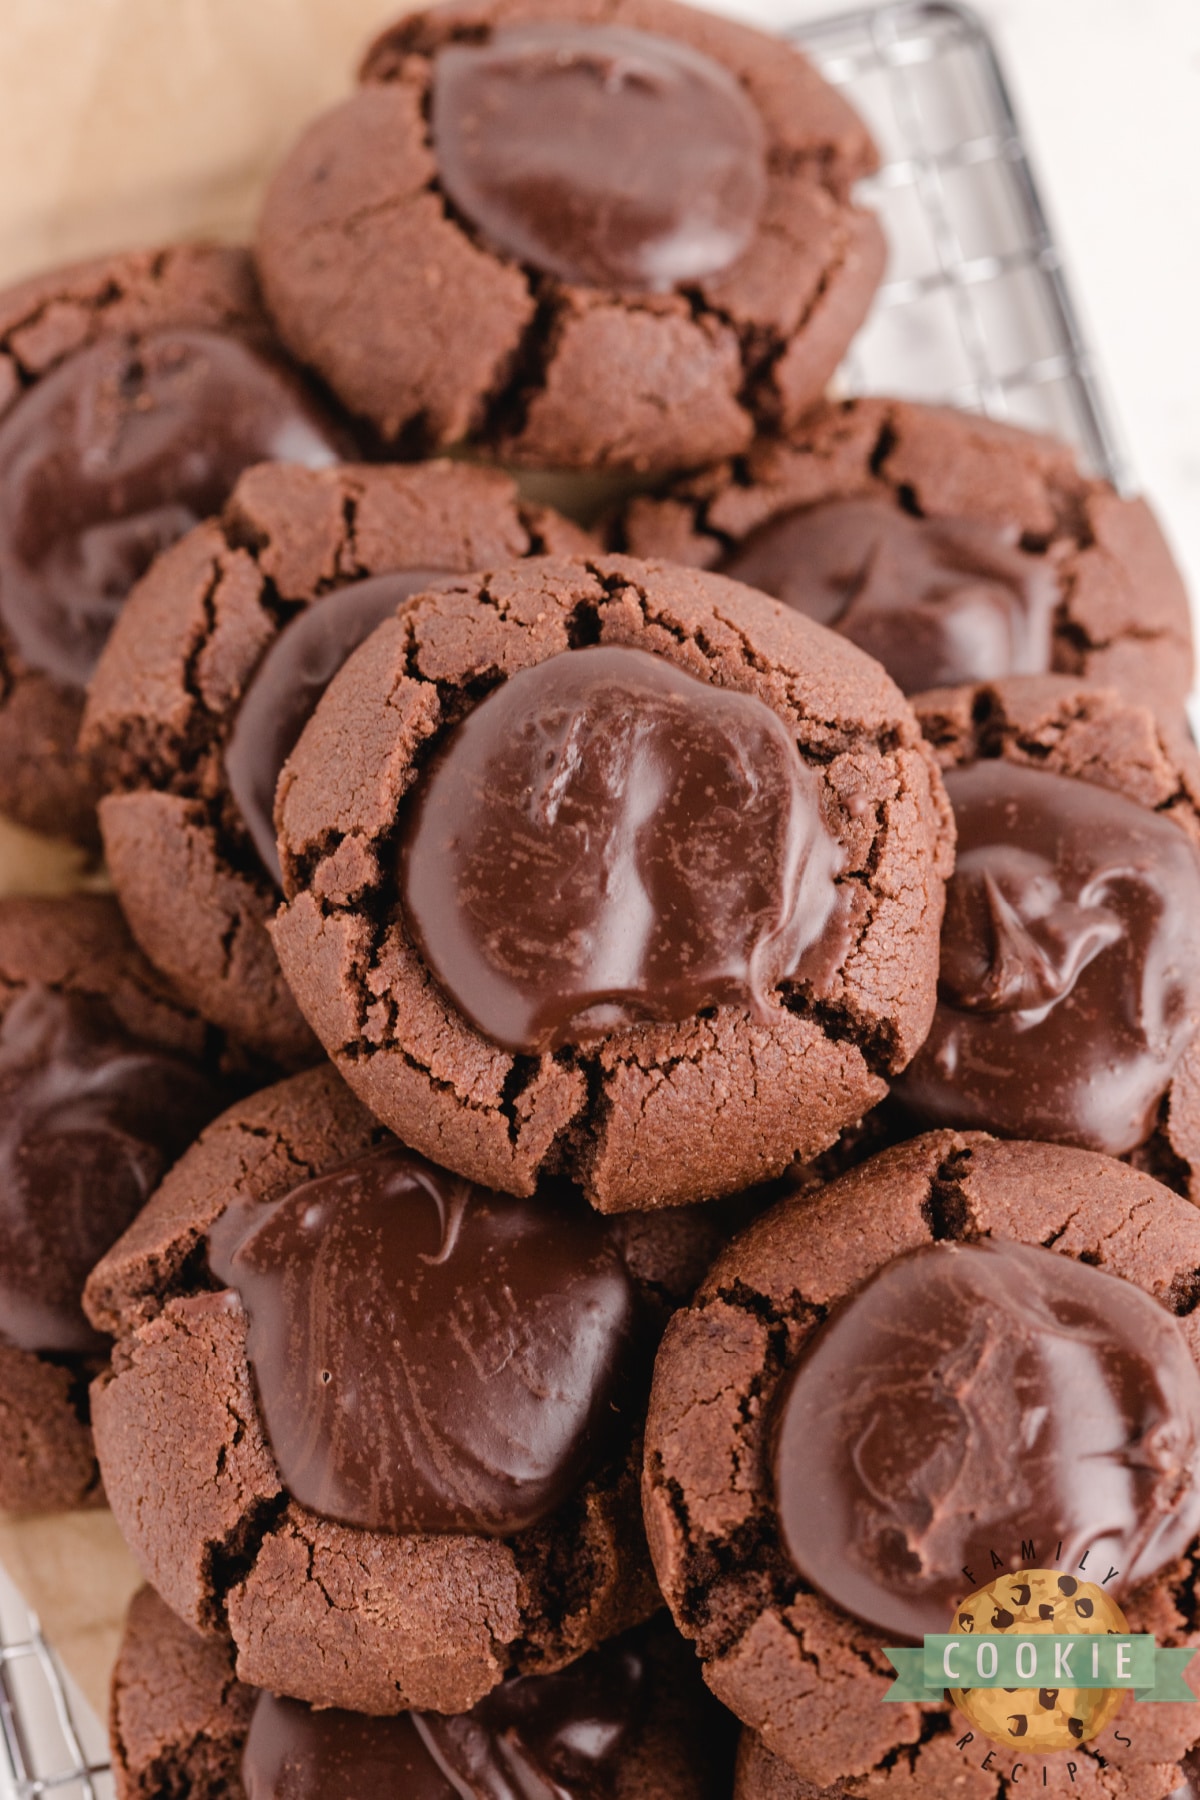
[2,3,1199,1796]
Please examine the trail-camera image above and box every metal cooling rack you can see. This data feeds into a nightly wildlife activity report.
[0,3,1129,1795]
[0,1566,111,1799]
[801,0,1131,492]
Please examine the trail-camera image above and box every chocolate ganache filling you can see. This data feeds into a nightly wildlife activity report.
[207,1143,642,1535]
[896,761,1200,1154]
[773,1239,1200,1643]
[720,499,1059,694]
[398,645,844,1055]
[0,987,221,1355]
[430,22,767,292]
[242,1632,646,1798]
[0,328,344,690]
[226,570,447,885]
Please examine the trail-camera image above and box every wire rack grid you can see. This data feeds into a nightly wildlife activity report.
[805,0,1131,493]
[0,1565,112,1800]
[0,3,1129,1795]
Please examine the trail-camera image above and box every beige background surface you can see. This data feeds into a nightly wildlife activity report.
[0,1512,139,1719]
[0,0,406,284]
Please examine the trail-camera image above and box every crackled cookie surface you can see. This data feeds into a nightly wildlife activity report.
[270,554,953,1213]
[643,1131,1200,1789]
[733,1721,1200,1799]
[110,1587,736,1800]
[0,244,350,844]
[82,460,589,1066]
[85,1066,734,1712]
[255,0,885,473]
[0,895,228,1513]
[620,398,1195,729]
[899,675,1200,1190]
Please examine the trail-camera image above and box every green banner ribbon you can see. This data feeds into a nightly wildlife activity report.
[883,1635,1195,1704]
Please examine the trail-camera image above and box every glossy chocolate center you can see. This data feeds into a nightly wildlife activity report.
[0,987,221,1355]
[207,1144,641,1535]
[398,644,844,1055]
[241,1633,645,1798]
[0,328,344,690]
[774,1238,1200,1643]
[720,499,1059,694]
[226,570,446,885]
[896,761,1200,1154]
[243,1703,455,1800]
[430,22,767,292]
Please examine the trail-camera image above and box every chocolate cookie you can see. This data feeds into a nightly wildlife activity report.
[110,1587,255,1800]
[85,1064,737,1713]
[269,554,953,1213]
[643,1131,1200,1789]
[892,676,1200,1190]
[734,1720,1200,1799]
[254,0,884,474]
[0,894,230,1514]
[110,1586,736,1800]
[618,398,1195,730]
[80,460,589,1067]
[0,243,353,846]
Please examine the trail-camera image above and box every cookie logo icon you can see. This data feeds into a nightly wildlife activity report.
[948,1570,1129,1751]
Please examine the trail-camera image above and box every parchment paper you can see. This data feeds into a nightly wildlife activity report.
[0,0,407,287]
[0,1512,140,1719]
